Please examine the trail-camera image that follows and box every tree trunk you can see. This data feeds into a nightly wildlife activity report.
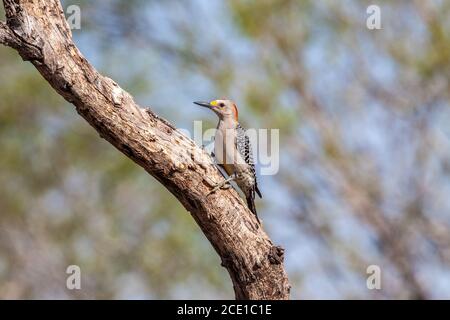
[0,0,290,299]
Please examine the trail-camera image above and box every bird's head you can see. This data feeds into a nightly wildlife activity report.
[194,99,238,121]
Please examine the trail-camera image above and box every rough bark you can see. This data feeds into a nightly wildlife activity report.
[0,0,290,299]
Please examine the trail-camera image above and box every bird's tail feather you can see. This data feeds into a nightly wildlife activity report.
[255,186,262,198]
[246,195,260,223]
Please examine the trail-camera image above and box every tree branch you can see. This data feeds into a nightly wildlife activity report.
[0,0,290,299]
[0,21,12,44]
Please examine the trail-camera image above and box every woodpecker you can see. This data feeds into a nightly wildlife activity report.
[194,99,262,222]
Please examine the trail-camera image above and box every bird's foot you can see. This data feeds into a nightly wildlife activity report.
[203,174,236,198]
[206,179,232,196]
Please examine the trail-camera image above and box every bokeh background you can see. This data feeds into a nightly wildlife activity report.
[1,0,450,299]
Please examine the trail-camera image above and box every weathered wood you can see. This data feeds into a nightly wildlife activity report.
[0,0,290,299]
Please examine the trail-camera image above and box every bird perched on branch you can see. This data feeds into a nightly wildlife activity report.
[194,99,262,223]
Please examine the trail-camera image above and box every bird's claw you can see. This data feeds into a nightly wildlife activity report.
[206,181,231,196]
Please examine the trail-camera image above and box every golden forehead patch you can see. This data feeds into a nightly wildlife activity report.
[210,100,218,106]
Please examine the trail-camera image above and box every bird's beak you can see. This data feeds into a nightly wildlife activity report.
[194,101,213,109]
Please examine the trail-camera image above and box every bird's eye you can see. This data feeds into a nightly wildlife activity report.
[219,103,225,107]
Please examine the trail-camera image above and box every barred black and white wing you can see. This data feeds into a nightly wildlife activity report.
[236,124,262,198]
